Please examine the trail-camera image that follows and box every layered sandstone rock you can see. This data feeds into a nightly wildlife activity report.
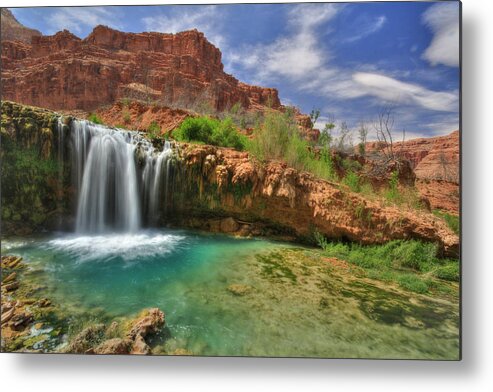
[0,8,41,44]
[365,131,459,214]
[366,130,459,182]
[173,144,459,257]
[1,24,281,114]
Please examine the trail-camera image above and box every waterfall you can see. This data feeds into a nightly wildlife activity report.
[68,120,174,233]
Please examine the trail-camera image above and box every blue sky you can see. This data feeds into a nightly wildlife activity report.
[11,2,460,139]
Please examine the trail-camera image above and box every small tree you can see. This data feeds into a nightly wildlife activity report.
[310,108,321,129]
[373,106,396,160]
[336,121,352,152]
[358,122,368,156]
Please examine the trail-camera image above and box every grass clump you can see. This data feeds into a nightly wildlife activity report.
[247,110,335,180]
[313,232,459,295]
[173,116,248,150]
[343,170,361,192]
[433,210,460,234]
[88,113,103,125]
[433,263,460,282]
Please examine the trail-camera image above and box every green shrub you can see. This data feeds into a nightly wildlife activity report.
[385,170,400,202]
[88,113,103,125]
[392,240,438,271]
[247,110,335,180]
[173,116,247,150]
[123,110,131,125]
[434,263,460,282]
[397,274,429,294]
[343,170,361,192]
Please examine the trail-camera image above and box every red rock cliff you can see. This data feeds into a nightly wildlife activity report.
[366,130,459,182]
[1,8,41,44]
[1,25,281,113]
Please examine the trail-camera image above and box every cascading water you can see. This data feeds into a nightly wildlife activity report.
[67,120,174,233]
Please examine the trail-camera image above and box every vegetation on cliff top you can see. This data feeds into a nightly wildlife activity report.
[173,116,248,151]
[247,109,336,181]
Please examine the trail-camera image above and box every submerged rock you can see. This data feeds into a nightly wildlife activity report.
[65,324,106,354]
[227,284,252,296]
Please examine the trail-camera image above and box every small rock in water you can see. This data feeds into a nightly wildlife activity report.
[94,338,131,355]
[171,348,193,356]
[130,334,151,355]
[65,324,106,354]
[2,272,17,283]
[220,217,240,233]
[37,298,51,308]
[227,284,252,296]
[127,308,165,340]
[2,281,19,292]
[1,307,15,324]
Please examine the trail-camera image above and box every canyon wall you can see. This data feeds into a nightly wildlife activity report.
[0,8,41,44]
[1,25,281,114]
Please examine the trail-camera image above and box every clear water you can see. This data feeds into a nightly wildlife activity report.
[3,230,460,359]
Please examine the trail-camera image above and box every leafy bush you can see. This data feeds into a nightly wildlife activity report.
[173,116,247,150]
[343,170,361,192]
[385,170,400,202]
[391,240,438,271]
[434,263,460,282]
[88,113,103,125]
[396,274,430,294]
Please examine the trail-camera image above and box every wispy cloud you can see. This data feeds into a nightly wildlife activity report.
[232,3,457,123]
[343,15,387,43]
[351,72,458,112]
[47,7,123,35]
[231,3,340,81]
[142,6,225,48]
[422,2,459,67]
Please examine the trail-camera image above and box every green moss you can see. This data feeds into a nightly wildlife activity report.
[88,113,103,125]
[256,252,298,284]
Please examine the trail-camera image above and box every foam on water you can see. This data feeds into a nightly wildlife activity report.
[45,231,186,263]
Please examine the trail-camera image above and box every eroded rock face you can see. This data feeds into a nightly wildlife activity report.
[365,131,459,215]
[1,25,280,114]
[173,144,459,257]
[0,9,41,44]
[366,131,459,182]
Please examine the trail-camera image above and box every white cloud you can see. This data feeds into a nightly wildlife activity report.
[142,6,225,48]
[233,3,340,81]
[344,15,387,43]
[422,2,460,67]
[351,72,458,112]
[48,7,123,35]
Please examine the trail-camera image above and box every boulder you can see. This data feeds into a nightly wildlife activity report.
[227,284,252,296]
[94,338,131,355]
[127,308,165,340]
[65,324,106,354]
[220,217,239,233]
